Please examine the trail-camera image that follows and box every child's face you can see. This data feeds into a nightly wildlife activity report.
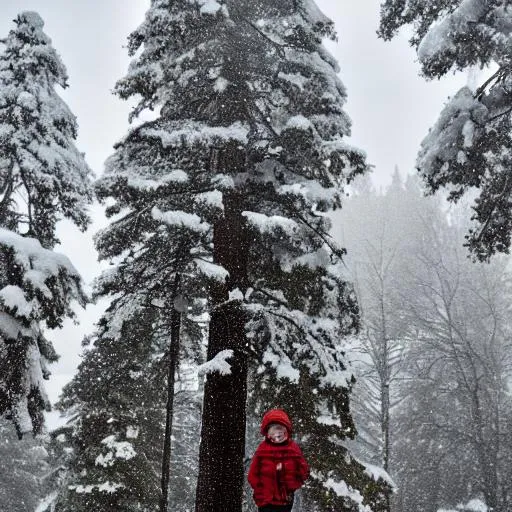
[267,423,288,443]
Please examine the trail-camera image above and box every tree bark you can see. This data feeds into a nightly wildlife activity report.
[195,187,249,512]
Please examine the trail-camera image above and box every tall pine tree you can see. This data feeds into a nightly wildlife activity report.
[0,11,93,436]
[95,1,389,510]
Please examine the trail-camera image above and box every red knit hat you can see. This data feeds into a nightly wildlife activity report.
[260,409,292,436]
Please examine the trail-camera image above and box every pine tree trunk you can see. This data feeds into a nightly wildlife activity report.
[160,274,182,512]
[195,187,249,512]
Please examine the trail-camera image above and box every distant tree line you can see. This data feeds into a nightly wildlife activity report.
[339,171,512,512]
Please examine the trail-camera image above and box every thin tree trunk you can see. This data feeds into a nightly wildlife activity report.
[381,372,391,512]
[471,385,499,511]
[160,273,182,512]
[378,291,391,512]
[195,183,249,512]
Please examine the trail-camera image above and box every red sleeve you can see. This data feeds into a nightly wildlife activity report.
[293,442,310,483]
[247,452,260,489]
[298,453,309,483]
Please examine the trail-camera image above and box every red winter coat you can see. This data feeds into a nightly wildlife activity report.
[248,410,309,507]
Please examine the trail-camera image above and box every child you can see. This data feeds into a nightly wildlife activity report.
[248,409,309,512]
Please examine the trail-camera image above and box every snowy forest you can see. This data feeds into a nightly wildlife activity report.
[0,1,511,512]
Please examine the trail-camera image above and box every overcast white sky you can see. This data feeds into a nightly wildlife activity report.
[0,1,468,413]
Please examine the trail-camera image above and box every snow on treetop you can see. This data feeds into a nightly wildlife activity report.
[0,12,93,245]
[302,0,334,32]
[18,11,45,31]
[256,0,335,50]
[3,11,68,88]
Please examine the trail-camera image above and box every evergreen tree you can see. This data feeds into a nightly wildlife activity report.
[49,289,203,511]
[249,276,393,512]
[0,418,47,511]
[95,1,391,510]
[379,0,512,260]
[49,307,166,511]
[0,11,93,436]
